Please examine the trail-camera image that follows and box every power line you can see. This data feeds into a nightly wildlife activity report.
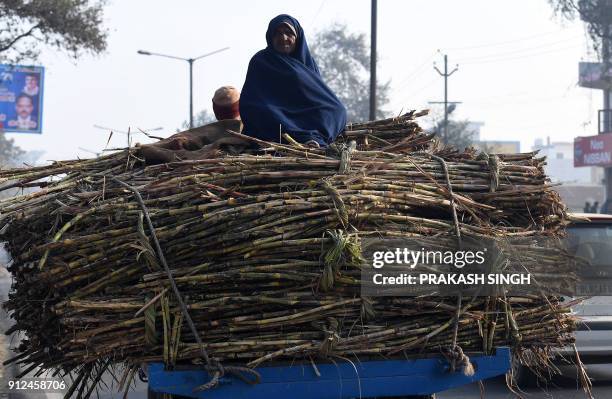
[310,0,326,26]
[462,82,580,106]
[458,43,583,65]
[467,94,582,108]
[396,76,438,105]
[446,29,576,51]
[394,38,579,90]
[394,52,437,89]
[456,36,583,63]
[395,38,581,93]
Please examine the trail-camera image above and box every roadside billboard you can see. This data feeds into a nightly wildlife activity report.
[574,134,612,167]
[0,64,44,134]
[579,62,612,90]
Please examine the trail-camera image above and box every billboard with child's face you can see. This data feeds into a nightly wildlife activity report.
[0,64,44,134]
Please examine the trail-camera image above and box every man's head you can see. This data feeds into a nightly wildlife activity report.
[15,95,33,118]
[212,86,240,120]
[272,22,297,55]
[25,75,38,90]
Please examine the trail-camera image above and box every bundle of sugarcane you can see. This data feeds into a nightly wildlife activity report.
[0,115,580,396]
[337,110,434,152]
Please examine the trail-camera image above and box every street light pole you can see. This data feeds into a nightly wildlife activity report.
[137,47,229,129]
[189,58,194,128]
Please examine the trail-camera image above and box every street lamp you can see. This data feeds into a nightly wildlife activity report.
[137,47,230,128]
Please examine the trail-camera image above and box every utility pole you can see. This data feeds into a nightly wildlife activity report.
[595,0,612,211]
[599,3,612,131]
[429,54,460,143]
[576,0,612,213]
[188,59,194,128]
[603,23,612,209]
[369,0,377,121]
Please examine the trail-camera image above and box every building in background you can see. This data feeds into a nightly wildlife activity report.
[466,122,521,154]
[466,121,485,142]
[473,140,520,154]
[535,137,602,184]
[535,137,604,212]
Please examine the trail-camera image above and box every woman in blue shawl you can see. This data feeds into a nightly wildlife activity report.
[240,15,347,147]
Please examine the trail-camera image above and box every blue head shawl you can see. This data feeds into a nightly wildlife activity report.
[240,14,347,146]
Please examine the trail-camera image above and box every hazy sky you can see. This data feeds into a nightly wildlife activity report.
[5,0,598,162]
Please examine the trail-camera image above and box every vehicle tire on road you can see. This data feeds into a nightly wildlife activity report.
[511,354,547,387]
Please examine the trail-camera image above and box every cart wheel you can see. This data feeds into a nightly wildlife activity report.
[511,353,542,387]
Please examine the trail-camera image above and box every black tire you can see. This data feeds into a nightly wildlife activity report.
[511,355,543,387]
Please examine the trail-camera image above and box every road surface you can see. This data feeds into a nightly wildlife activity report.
[439,365,612,398]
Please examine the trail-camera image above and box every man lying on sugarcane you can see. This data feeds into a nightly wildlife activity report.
[239,14,347,148]
[138,86,250,165]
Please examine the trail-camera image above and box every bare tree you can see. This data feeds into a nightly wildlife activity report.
[428,111,476,151]
[0,0,108,63]
[310,23,391,123]
[549,0,612,54]
[178,109,216,131]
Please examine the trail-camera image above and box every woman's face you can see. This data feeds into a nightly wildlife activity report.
[272,23,297,55]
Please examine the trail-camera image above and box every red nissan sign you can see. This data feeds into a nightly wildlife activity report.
[574,134,612,167]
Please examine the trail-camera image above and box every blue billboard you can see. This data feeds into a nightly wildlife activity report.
[0,64,44,134]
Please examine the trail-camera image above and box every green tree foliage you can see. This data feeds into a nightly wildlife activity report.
[310,23,391,123]
[0,0,108,63]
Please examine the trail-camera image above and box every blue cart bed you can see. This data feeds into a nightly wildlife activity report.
[148,347,511,398]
